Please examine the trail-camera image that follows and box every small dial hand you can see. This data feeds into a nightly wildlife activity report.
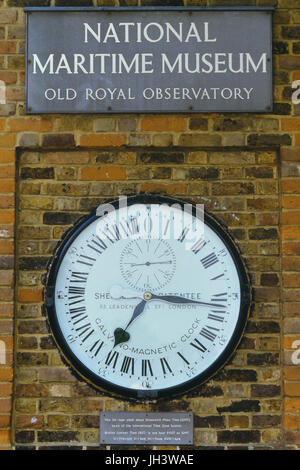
[123,261,172,267]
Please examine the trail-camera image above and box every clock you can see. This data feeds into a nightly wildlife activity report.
[45,194,251,399]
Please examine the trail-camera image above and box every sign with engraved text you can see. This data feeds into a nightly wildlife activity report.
[26,7,273,113]
[100,412,193,445]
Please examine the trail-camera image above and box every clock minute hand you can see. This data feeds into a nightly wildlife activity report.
[150,294,226,309]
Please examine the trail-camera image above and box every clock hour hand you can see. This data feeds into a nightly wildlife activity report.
[150,293,226,309]
[113,299,147,347]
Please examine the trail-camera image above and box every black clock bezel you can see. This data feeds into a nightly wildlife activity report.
[45,194,251,400]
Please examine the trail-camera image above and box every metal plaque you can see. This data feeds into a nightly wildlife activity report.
[100,411,193,445]
[26,7,273,114]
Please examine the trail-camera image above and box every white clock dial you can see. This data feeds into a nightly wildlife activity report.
[46,196,250,398]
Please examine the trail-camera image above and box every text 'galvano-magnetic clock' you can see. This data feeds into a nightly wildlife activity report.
[45,195,251,399]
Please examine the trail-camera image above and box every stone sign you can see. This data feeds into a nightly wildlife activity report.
[26,7,273,113]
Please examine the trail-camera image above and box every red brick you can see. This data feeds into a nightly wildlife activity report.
[0,384,12,397]
[0,151,15,163]
[285,382,300,396]
[282,179,300,193]
[284,415,300,429]
[283,242,300,255]
[0,71,17,85]
[18,289,43,303]
[0,399,11,413]
[0,166,15,179]
[0,430,10,445]
[285,367,300,381]
[285,398,300,413]
[282,211,300,225]
[81,167,126,181]
[0,134,15,148]
[0,416,10,428]
[283,273,300,287]
[8,119,52,132]
[141,117,186,132]
[282,196,300,209]
[282,118,300,131]
[281,147,300,161]
[0,369,13,382]
[0,41,16,54]
[0,181,15,194]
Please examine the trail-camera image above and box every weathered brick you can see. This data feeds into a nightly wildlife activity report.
[282,26,300,39]
[217,400,260,413]
[247,353,280,367]
[37,431,79,443]
[217,431,260,444]
[43,212,82,226]
[251,385,281,398]
[80,134,126,147]
[178,134,222,146]
[140,152,184,164]
[0,10,17,23]
[20,167,54,180]
[247,134,292,146]
[42,134,75,148]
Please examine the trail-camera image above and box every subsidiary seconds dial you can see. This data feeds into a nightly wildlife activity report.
[120,239,176,292]
[45,195,251,399]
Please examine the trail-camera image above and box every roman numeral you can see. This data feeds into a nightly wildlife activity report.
[211,292,227,303]
[191,238,206,255]
[200,326,218,342]
[81,329,95,343]
[160,357,172,375]
[105,351,119,368]
[70,272,89,283]
[190,338,207,353]
[73,314,88,325]
[105,224,121,243]
[89,339,104,357]
[68,285,85,306]
[120,356,135,375]
[201,252,219,269]
[178,227,189,243]
[69,306,86,316]
[87,236,108,255]
[68,286,85,296]
[207,313,225,323]
[177,352,190,365]
[76,323,93,341]
[211,273,225,281]
[77,254,96,267]
[142,359,153,377]
[163,219,170,236]
[127,218,139,235]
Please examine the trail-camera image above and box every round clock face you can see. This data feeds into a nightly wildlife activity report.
[45,195,250,399]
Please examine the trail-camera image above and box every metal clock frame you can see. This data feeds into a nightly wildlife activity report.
[45,194,251,400]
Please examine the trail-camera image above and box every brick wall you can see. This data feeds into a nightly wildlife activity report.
[0,0,299,450]
[15,148,281,449]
